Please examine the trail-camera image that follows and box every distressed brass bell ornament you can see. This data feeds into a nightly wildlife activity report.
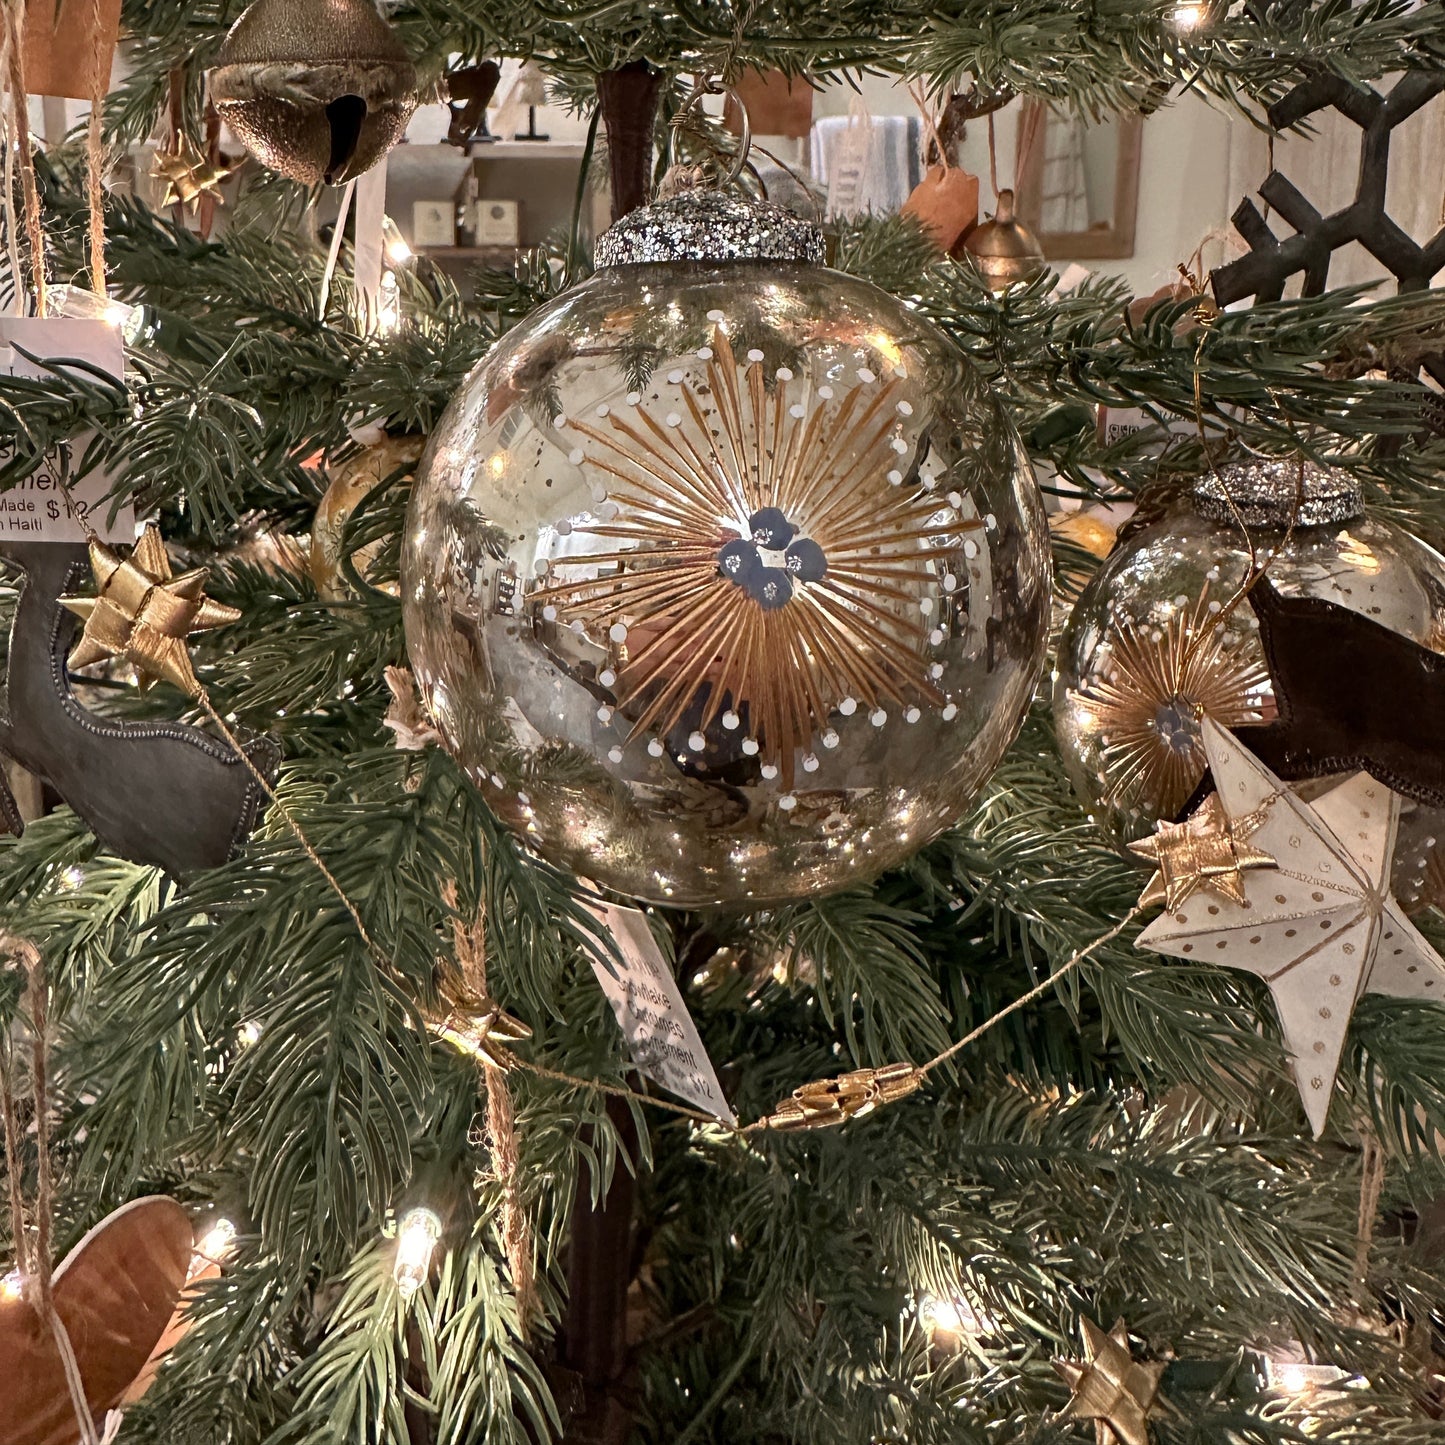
[957,188,1046,291]
[207,0,418,187]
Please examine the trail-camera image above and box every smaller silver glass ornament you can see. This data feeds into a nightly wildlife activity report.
[1054,458,1445,852]
[402,105,1051,907]
[208,0,418,187]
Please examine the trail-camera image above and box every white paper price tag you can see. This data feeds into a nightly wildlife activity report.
[584,901,737,1127]
[0,318,134,544]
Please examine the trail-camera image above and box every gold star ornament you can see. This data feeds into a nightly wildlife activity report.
[1054,1317,1166,1445]
[61,525,241,695]
[1129,792,1276,910]
[152,137,232,211]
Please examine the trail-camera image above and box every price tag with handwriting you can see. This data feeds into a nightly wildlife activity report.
[585,900,737,1127]
[0,318,135,544]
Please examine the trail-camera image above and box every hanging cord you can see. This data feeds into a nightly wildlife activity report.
[0,935,100,1445]
[0,13,21,315]
[906,80,948,170]
[317,179,356,322]
[2,0,47,315]
[51,486,1152,1140]
[85,0,108,295]
[1352,1125,1386,1305]
[986,109,1000,201]
[441,880,537,1333]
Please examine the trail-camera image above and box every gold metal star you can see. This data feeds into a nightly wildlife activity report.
[152,137,232,212]
[1054,1317,1166,1445]
[1130,792,1277,910]
[60,524,241,695]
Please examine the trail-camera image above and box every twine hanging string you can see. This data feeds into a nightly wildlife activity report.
[51,487,1144,1140]
[441,879,538,1333]
[0,934,101,1445]
[1352,1124,1386,1304]
[2,0,48,315]
[0,10,22,315]
[85,0,108,295]
[906,80,948,171]
[986,109,1000,201]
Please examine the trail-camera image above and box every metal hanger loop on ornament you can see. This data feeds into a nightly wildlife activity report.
[666,76,752,189]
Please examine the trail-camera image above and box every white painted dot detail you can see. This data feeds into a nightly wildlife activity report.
[569,448,585,465]
[747,348,765,363]
[857,367,876,383]
[688,731,706,752]
[608,746,623,763]
[896,400,914,416]
[722,710,740,730]
[839,697,858,716]
[595,403,610,417]
[597,705,614,722]
[542,605,557,621]
[761,763,779,780]
[626,391,641,406]
[776,367,793,381]
[741,737,760,756]
[821,729,840,749]
[667,368,685,384]
[647,738,665,757]
[904,706,921,723]
[706,309,725,322]
[665,412,682,427]
[942,702,958,721]
[696,346,713,360]
[790,403,806,419]
[870,708,887,727]
[609,623,628,643]
[818,385,834,400]
[887,469,903,485]
[778,794,797,811]
[802,753,819,772]
[599,668,616,687]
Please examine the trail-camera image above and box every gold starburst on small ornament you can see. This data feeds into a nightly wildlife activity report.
[534,328,976,784]
[1054,1317,1166,1445]
[60,524,241,695]
[1130,792,1276,910]
[1080,587,1270,819]
[152,137,232,211]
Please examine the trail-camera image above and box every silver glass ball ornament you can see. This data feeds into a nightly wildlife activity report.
[1054,459,1445,852]
[402,185,1051,907]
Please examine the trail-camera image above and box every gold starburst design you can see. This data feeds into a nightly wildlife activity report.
[1080,588,1270,818]
[535,328,977,782]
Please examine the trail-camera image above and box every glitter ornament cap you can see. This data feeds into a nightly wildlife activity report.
[594,186,826,269]
[1192,458,1364,529]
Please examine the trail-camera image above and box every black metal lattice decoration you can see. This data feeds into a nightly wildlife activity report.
[1210,70,1445,390]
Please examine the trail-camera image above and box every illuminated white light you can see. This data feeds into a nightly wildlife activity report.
[58,865,85,892]
[49,284,146,344]
[237,1020,262,1049]
[1172,0,1207,28]
[192,1218,238,1275]
[381,216,414,266]
[375,271,402,336]
[393,1208,443,1298]
[1,1268,23,1300]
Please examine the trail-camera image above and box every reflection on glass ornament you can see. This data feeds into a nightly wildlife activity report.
[402,182,1051,907]
[310,434,423,601]
[1055,459,1445,851]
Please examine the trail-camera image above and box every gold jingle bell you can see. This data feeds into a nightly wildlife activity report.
[956,188,1046,292]
[207,0,418,187]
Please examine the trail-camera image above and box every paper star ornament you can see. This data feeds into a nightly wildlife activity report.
[61,524,241,695]
[1054,1316,1165,1445]
[1137,719,1445,1137]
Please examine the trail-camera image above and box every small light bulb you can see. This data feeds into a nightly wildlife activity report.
[376,271,403,336]
[381,215,415,267]
[191,1217,238,1277]
[917,1292,995,1348]
[57,865,85,892]
[1,1268,23,1300]
[237,1020,262,1049]
[1172,1,1207,29]
[393,1207,442,1297]
[48,284,147,344]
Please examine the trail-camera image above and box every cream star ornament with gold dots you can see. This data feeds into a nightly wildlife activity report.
[1136,718,1445,1137]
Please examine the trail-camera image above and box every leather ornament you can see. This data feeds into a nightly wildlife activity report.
[0,543,277,878]
[1,1197,193,1445]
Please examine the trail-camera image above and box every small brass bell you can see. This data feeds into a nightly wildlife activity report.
[208,0,418,187]
[956,188,1046,292]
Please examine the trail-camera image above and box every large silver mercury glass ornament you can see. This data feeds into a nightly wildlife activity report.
[401,151,1051,906]
[1054,458,1445,853]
